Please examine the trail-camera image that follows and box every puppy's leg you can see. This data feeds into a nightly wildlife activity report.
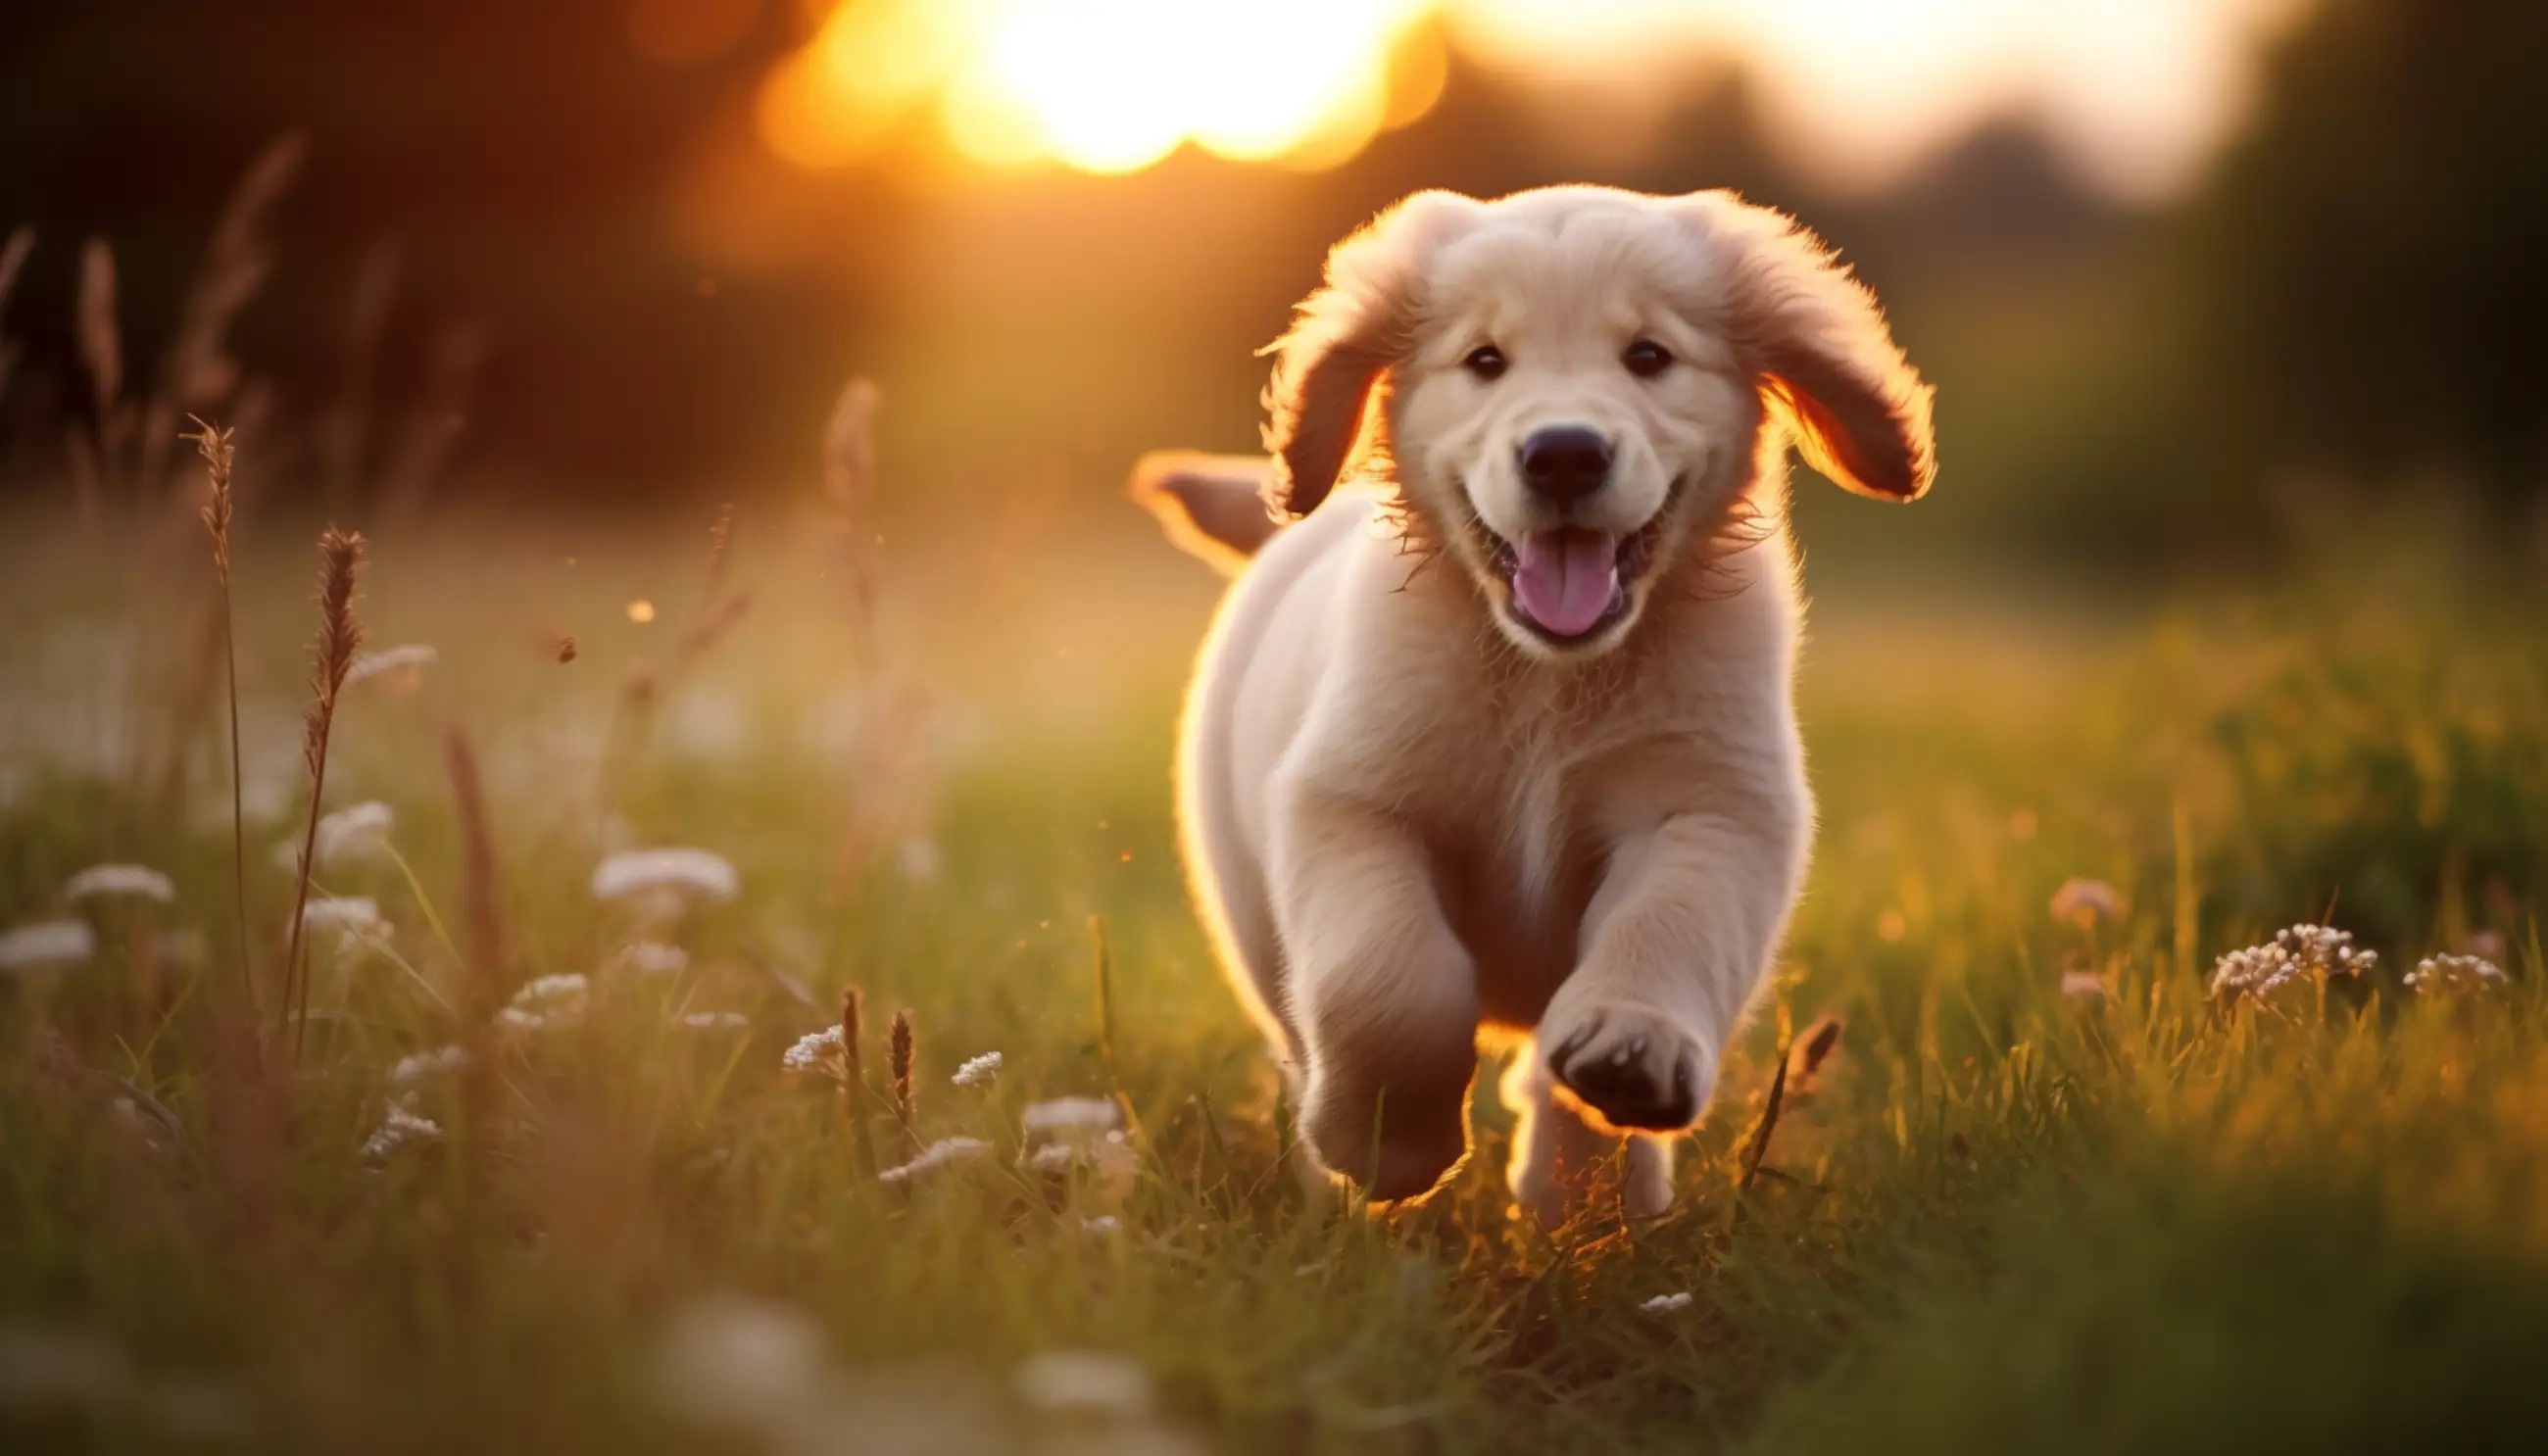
[1539,806,1803,1140]
[1271,784,1479,1203]
[1502,1047,1677,1228]
[1621,1133,1675,1220]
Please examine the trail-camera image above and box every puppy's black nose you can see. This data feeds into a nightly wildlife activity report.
[1519,426,1613,506]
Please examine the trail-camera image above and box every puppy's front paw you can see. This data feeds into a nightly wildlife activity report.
[1301,1083,1469,1204]
[1543,1003,1712,1132]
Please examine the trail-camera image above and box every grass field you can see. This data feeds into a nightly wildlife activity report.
[2,492,2544,1454]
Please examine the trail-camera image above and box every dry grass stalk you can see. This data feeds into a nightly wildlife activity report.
[151,584,229,811]
[138,133,306,494]
[676,503,753,669]
[838,985,870,1176]
[445,726,505,1006]
[821,378,878,520]
[74,238,125,518]
[809,380,950,893]
[318,234,403,498]
[680,593,752,665]
[204,1004,287,1247]
[888,1006,916,1139]
[824,679,939,890]
[225,380,278,474]
[701,502,736,598]
[1786,1015,1844,1095]
[185,418,257,1023]
[282,527,368,1057]
[1735,1040,1794,1202]
[446,724,504,1205]
[596,659,659,830]
[820,377,881,664]
[1090,915,1144,1145]
[840,984,868,1095]
[0,225,32,409]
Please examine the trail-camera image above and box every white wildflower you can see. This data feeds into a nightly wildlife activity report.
[295,897,382,937]
[152,928,207,968]
[1013,1349,1153,1420]
[497,973,589,1033]
[877,1137,992,1184]
[951,1051,1002,1088]
[896,836,943,883]
[617,942,688,976]
[1078,1214,1121,1235]
[2049,878,2122,926]
[664,690,751,762]
[2210,924,2378,1007]
[2405,952,2508,995]
[782,1026,846,1076]
[312,801,395,867]
[0,919,99,971]
[1022,1096,1121,1136]
[236,766,294,830]
[362,1099,442,1161]
[390,1044,470,1084]
[344,644,438,688]
[1639,1291,1694,1315]
[592,849,740,903]
[678,1011,750,1032]
[654,1295,830,1428]
[2060,971,2106,1001]
[514,972,589,1004]
[62,863,175,905]
[1021,1104,1137,1206]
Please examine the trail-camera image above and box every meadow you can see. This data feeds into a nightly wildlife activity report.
[2,437,2545,1454]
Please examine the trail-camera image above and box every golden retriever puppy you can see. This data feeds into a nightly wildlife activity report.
[1134,185,1934,1224]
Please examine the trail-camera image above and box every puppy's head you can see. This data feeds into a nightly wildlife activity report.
[1264,185,1935,658]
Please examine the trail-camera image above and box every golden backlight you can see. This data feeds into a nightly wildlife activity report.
[761,0,1441,174]
[759,0,2306,197]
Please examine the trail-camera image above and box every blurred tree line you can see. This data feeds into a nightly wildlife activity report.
[0,0,2540,570]
[2180,0,2548,512]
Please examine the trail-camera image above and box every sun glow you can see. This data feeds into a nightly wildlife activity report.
[757,0,2307,197]
[761,0,1433,175]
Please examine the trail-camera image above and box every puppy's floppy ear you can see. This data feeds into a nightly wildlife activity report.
[1679,191,1936,502]
[1262,190,1481,518]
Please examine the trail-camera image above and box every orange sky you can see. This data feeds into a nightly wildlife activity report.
[752,0,2312,200]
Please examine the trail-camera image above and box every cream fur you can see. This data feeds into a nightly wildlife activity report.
[1149,185,1934,1223]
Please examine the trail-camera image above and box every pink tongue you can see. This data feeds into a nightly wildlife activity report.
[1512,530,1620,637]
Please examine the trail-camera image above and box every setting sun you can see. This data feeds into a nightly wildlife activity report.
[760,0,2306,197]
[760,0,1435,174]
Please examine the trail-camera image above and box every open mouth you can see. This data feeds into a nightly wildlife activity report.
[1486,516,1664,643]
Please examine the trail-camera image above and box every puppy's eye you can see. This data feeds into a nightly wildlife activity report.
[1463,345,1507,381]
[1623,339,1673,378]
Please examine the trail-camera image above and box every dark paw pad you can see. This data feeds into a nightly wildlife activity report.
[1549,1022,1699,1132]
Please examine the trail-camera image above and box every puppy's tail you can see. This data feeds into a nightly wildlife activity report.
[1130,451,1282,577]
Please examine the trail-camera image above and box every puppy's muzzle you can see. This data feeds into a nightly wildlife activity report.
[1518,425,1613,509]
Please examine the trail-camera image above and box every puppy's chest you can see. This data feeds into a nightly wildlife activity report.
[1399,705,1647,1024]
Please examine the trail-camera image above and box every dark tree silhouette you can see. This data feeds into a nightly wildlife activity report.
[2184,0,2548,501]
